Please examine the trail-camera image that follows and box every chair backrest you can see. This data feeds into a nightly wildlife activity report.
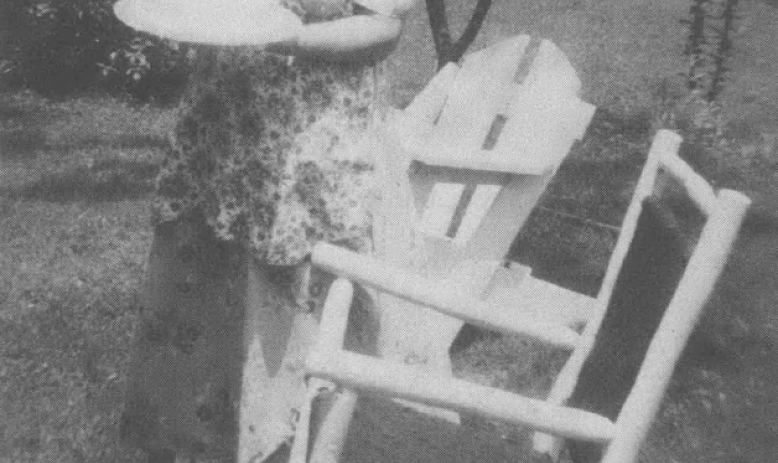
[406,37,595,261]
[532,130,752,462]
[370,36,594,375]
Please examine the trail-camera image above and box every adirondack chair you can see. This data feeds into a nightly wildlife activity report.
[370,35,596,422]
[287,35,595,462]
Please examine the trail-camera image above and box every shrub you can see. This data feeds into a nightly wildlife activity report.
[1,0,187,101]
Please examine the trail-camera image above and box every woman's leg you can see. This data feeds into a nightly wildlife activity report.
[237,260,318,463]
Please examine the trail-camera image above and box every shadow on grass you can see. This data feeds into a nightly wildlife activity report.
[0,158,159,202]
[0,96,168,160]
[1,128,169,160]
[0,128,47,160]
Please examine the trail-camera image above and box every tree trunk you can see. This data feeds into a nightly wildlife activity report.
[425,0,493,68]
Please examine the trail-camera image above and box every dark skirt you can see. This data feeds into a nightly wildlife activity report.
[120,215,379,462]
[120,216,249,460]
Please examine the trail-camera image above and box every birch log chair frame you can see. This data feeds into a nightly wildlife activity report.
[299,36,750,463]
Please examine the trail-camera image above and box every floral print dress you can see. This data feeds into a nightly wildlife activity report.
[152,0,388,266]
[121,1,389,461]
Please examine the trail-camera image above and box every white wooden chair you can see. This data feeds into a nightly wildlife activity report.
[298,37,751,463]
[369,35,596,423]
[291,35,595,462]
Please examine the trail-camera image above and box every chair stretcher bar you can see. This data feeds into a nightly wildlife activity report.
[307,349,616,444]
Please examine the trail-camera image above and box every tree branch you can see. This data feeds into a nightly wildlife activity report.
[451,0,492,62]
[425,0,453,67]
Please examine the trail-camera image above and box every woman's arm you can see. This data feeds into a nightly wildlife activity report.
[355,0,417,18]
[267,0,417,64]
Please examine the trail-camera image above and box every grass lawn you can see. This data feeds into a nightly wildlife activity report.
[2,0,778,461]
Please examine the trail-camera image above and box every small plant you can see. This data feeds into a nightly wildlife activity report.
[681,0,740,102]
[99,37,191,104]
[0,0,187,101]
[667,0,740,146]
[707,0,738,101]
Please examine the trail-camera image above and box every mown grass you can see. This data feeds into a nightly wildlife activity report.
[0,92,165,462]
[2,0,778,461]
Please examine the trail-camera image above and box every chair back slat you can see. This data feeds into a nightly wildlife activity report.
[411,40,594,260]
[427,35,530,158]
[418,182,468,236]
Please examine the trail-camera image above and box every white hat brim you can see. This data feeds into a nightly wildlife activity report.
[114,0,302,46]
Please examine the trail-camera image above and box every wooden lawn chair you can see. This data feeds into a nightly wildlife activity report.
[305,127,750,462]
[373,35,595,420]
[289,35,595,462]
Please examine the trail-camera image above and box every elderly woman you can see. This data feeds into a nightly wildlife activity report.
[119,1,416,462]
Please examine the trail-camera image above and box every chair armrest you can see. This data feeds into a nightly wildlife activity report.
[311,242,580,349]
[485,266,595,328]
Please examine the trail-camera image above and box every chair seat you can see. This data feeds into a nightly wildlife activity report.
[485,264,595,329]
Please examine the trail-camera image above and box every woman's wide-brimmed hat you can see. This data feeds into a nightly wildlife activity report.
[114,0,302,46]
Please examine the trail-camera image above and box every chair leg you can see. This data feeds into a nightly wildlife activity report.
[308,389,359,463]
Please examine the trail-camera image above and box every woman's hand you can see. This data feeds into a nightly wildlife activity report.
[266,0,417,64]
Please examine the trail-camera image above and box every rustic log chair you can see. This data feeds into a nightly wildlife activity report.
[295,36,751,463]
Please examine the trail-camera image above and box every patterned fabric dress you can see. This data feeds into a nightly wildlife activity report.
[121,1,388,460]
[153,6,388,266]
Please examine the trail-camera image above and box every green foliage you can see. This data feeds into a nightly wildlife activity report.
[0,0,187,101]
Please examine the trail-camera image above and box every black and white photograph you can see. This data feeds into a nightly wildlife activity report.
[1,0,777,461]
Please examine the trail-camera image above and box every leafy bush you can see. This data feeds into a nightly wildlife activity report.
[0,0,188,101]
[99,36,191,104]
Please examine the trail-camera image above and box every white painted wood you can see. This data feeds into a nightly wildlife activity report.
[288,377,334,463]
[395,62,460,155]
[307,35,597,458]
[540,129,678,407]
[418,182,467,236]
[414,42,595,175]
[372,36,541,424]
[602,190,750,463]
[308,389,359,463]
[462,171,555,261]
[315,279,354,353]
[413,98,595,175]
[427,35,530,159]
[654,131,718,217]
[454,184,503,243]
[532,130,680,459]
[409,165,508,221]
[484,271,595,328]
[311,243,580,349]
[402,62,460,126]
[457,45,594,259]
[532,131,750,462]
[307,349,616,443]
[288,280,353,463]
